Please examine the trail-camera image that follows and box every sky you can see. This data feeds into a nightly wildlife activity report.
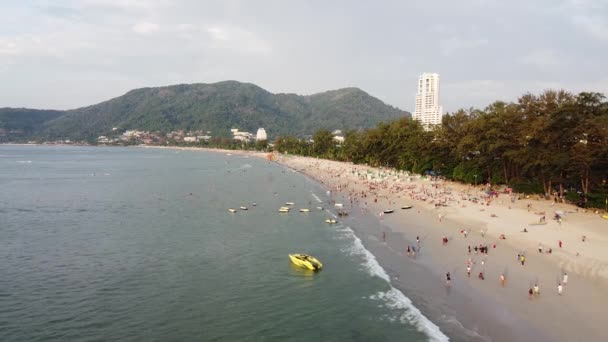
[1,0,607,113]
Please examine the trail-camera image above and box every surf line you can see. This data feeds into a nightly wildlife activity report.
[311,193,323,203]
[345,226,449,341]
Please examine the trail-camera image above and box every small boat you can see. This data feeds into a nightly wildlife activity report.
[285,202,295,205]
[337,210,348,216]
[383,209,394,214]
[240,206,248,210]
[279,207,290,213]
[228,208,237,213]
[299,208,310,212]
[252,203,257,206]
[401,205,413,209]
[335,203,344,208]
[289,253,323,271]
[316,206,323,210]
[325,219,337,224]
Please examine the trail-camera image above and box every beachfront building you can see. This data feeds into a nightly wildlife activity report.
[413,73,443,129]
[256,128,267,141]
[332,130,345,144]
[231,128,254,142]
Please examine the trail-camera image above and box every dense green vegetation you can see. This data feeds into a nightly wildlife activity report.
[0,108,63,142]
[274,90,608,208]
[0,81,408,141]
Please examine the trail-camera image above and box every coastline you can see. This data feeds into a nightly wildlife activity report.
[269,154,608,342]
[8,144,607,341]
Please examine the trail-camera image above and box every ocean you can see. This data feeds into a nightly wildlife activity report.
[0,146,448,341]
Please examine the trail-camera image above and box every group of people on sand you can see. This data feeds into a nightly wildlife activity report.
[307,159,577,301]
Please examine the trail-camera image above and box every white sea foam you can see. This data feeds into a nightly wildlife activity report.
[344,226,449,341]
[17,160,33,164]
[311,193,323,203]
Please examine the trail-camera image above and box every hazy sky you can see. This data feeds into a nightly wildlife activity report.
[1,0,607,113]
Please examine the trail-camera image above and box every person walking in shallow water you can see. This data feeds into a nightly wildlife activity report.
[500,274,506,287]
[406,245,411,257]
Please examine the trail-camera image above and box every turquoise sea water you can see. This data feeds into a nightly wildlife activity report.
[0,146,447,341]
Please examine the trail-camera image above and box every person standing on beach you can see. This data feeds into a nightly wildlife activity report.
[500,274,506,287]
[528,288,534,300]
[468,245,471,254]
[411,246,416,258]
[533,284,540,296]
[466,265,471,277]
[558,283,563,295]
[521,255,526,266]
[407,245,411,257]
[559,240,563,248]
[446,272,451,286]
[563,273,568,285]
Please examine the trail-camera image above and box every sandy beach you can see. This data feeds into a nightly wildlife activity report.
[140,146,608,341]
[270,153,608,342]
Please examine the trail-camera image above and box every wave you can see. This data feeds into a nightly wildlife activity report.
[311,193,323,203]
[344,226,449,342]
[16,160,33,164]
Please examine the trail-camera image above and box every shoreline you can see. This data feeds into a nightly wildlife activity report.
[5,144,607,341]
[270,154,608,342]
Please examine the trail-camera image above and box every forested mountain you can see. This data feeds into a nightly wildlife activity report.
[0,108,64,142]
[1,81,408,140]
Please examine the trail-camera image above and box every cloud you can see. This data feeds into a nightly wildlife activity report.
[572,14,608,42]
[555,0,608,42]
[442,78,608,112]
[439,36,488,56]
[205,25,272,54]
[519,49,570,71]
[0,38,20,56]
[132,22,160,34]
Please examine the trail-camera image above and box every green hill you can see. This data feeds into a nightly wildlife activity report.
[0,108,64,142]
[2,81,409,141]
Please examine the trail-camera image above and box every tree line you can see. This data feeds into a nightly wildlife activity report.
[273,90,608,208]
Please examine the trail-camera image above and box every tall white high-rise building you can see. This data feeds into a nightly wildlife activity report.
[413,73,443,127]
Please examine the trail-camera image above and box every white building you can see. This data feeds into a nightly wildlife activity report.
[183,137,197,143]
[231,128,254,142]
[256,128,267,141]
[413,73,443,128]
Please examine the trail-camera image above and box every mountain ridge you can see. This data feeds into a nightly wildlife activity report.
[1,81,410,141]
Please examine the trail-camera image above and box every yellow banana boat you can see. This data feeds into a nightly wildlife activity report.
[289,254,323,271]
